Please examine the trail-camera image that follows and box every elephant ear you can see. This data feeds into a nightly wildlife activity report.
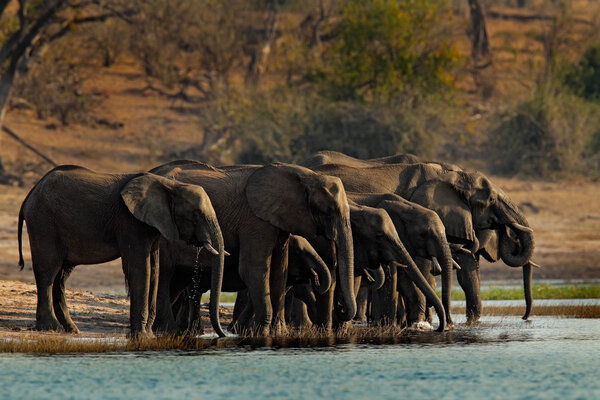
[245,164,318,238]
[409,180,475,245]
[476,229,499,262]
[121,174,179,241]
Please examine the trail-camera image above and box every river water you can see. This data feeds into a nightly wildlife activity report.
[1,316,599,400]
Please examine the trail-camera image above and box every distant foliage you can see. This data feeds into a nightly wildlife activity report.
[564,42,600,101]
[314,0,462,100]
[488,88,600,178]
[191,88,450,165]
[14,41,96,125]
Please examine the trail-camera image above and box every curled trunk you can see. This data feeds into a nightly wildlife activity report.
[363,265,385,290]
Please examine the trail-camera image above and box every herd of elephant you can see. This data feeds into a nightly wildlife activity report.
[16,151,537,338]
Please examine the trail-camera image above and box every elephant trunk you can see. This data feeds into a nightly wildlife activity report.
[334,218,356,321]
[522,262,533,320]
[205,221,226,338]
[499,227,534,267]
[364,265,386,290]
[394,260,446,332]
[303,244,332,295]
[428,238,454,327]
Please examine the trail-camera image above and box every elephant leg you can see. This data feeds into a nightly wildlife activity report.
[374,264,398,326]
[397,269,425,325]
[238,233,276,335]
[396,295,407,328]
[456,253,482,324]
[354,286,369,323]
[31,249,63,331]
[145,245,160,334]
[230,288,248,332]
[153,264,178,335]
[52,265,79,333]
[291,296,312,328]
[122,248,154,338]
[269,241,289,335]
[235,292,255,335]
[172,292,190,333]
[187,286,205,335]
[314,278,335,332]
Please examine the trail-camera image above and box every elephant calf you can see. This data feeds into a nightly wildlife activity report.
[18,165,226,338]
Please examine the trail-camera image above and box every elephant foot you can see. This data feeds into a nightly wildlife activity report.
[63,323,80,334]
[407,321,433,332]
[270,319,288,336]
[36,316,62,332]
[129,329,155,340]
[466,317,481,326]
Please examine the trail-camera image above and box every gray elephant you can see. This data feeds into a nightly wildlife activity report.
[149,160,356,335]
[347,192,455,327]
[160,234,331,335]
[291,202,446,332]
[307,160,535,320]
[17,165,226,338]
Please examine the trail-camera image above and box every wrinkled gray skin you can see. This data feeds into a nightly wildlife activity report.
[348,192,454,327]
[307,159,535,321]
[17,166,225,338]
[150,160,356,335]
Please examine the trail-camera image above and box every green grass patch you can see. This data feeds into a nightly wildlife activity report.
[439,284,600,301]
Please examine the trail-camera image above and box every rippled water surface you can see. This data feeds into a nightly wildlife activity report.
[1,316,599,400]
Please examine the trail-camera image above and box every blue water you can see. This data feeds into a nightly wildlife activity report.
[1,316,599,400]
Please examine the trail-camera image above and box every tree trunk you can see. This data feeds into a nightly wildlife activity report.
[468,0,492,65]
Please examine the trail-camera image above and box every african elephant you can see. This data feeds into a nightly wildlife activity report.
[163,234,331,335]
[347,192,455,327]
[308,161,535,320]
[149,160,356,335]
[17,165,226,338]
[299,202,446,332]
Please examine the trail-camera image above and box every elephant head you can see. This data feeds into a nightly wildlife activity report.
[245,163,356,321]
[409,170,534,320]
[409,170,534,266]
[347,203,446,331]
[120,173,226,337]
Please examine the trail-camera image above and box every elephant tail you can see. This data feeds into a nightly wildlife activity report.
[17,202,25,271]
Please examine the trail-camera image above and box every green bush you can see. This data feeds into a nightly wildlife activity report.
[314,0,462,101]
[564,42,600,101]
[488,87,600,178]
[190,87,452,165]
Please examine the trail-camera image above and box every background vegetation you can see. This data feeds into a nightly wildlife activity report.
[3,0,600,179]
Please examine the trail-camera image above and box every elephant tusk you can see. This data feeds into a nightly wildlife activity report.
[432,257,442,275]
[363,269,375,283]
[509,222,533,233]
[310,269,321,287]
[529,261,541,269]
[203,242,219,255]
[224,250,231,257]
[452,259,462,270]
